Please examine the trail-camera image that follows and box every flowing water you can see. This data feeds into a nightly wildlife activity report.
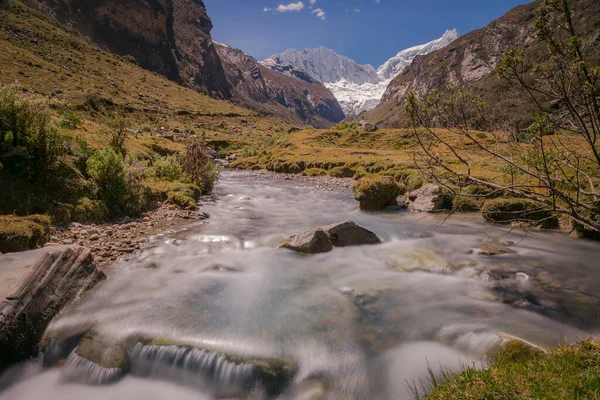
[2,171,600,399]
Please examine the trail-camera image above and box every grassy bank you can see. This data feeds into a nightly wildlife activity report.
[421,339,600,399]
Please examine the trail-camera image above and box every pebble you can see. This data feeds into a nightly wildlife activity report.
[89,234,100,241]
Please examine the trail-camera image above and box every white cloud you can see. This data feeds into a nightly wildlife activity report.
[312,7,326,20]
[263,6,272,12]
[354,7,360,12]
[276,1,305,12]
[309,0,316,8]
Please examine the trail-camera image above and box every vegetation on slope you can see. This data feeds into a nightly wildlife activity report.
[0,0,293,228]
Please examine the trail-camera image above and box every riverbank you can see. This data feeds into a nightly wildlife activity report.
[49,205,209,267]
[241,169,354,192]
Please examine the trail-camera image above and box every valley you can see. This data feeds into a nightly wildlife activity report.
[0,0,599,399]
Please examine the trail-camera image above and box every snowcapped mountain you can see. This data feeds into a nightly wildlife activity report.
[265,47,379,85]
[263,29,459,117]
[376,29,459,80]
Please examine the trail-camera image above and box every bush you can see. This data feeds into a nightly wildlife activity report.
[353,176,404,211]
[86,148,142,215]
[107,114,128,154]
[0,83,67,179]
[481,198,559,229]
[179,138,219,195]
[60,110,82,129]
[153,155,182,181]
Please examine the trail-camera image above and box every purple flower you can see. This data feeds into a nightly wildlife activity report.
[13,79,19,85]
[64,94,69,100]
[126,171,132,180]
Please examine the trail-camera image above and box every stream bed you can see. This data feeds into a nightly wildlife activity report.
[2,171,600,399]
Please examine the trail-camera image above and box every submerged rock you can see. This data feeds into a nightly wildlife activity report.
[282,229,333,254]
[322,221,381,247]
[0,247,105,367]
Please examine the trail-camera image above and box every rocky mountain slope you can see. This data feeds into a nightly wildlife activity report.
[363,0,600,128]
[21,0,231,99]
[267,30,459,117]
[216,44,344,128]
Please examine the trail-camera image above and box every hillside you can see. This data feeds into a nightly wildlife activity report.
[0,0,297,217]
[216,44,344,128]
[362,0,600,129]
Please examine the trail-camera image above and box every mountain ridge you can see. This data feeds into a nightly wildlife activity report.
[265,30,459,117]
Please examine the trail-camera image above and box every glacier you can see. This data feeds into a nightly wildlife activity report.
[263,29,459,117]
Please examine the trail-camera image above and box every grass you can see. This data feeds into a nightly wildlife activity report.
[422,339,600,400]
[0,214,51,253]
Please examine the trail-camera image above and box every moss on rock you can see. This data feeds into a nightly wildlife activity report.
[481,198,559,229]
[353,176,404,211]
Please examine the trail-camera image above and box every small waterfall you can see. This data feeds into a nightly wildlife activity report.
[61,352,124,385]
[127,344,257,397]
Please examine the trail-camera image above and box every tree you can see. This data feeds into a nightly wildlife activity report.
[405,0,600,237]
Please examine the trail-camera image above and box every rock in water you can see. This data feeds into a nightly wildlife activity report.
[282,229,333,254]
[0,247,106,367]
[322,221,381,247]
[405,184,450,212]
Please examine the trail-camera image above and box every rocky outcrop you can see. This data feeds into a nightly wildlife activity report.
[216,44,345,127]
[405,184,451,213]
[0,247,106,367]
[282,221,381,254]
[24,0,230,98]
[363,0,600,128]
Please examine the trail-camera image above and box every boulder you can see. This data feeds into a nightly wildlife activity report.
[282,229,333,254]
[353,176,404,211]
[0,215,51,254]
[405,184,451,212]
[0,247,106,367]
[322,221,381,247]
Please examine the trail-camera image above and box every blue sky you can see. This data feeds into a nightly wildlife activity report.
[205,0,529,67]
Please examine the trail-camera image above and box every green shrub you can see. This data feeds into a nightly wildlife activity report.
[60,110,82,129]
[107,113,129,154]
[86,148,142,215]
[153,155,182,181]
[330,166,356,178]
[481,198,559,229]
[0,83,67,179]
[72,197,108,223]
[179,138,219,195]
[353,176,404,211]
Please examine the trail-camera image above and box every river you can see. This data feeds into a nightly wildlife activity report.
[2,171,599,399]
